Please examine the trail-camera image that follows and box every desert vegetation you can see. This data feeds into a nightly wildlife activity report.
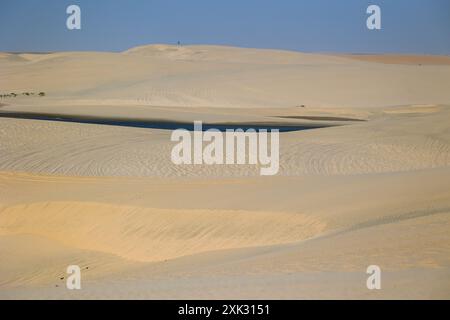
[0,91,46,98]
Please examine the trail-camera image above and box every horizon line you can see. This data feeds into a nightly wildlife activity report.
[2,43,450,56]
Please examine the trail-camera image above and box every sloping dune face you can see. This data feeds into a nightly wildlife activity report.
[1,45,450,108]
[0,202,326,262]
[0,106,449,177]
[340,54,450,65]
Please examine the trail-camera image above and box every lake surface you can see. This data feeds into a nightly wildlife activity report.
[0,111,335,132]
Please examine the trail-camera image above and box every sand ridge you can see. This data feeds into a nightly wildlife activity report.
[2,45,450,108]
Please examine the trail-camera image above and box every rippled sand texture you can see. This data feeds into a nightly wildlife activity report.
[1,45,450,299]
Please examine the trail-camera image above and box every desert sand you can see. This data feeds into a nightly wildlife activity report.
[0,45,450,299]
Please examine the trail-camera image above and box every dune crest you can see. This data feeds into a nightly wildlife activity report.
[2,45,450,108]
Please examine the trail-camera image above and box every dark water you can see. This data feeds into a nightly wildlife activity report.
[0,111,334,132]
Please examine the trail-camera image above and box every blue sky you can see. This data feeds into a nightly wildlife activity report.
[1,0,449,54]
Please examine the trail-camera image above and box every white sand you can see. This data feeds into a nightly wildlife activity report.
[2,44,450,108]
[0,45,450,299]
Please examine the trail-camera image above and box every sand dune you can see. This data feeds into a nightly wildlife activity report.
[1,166,449,298]
[0,234,136,289]
[2,45,450,108]
[1,45,450,299]
[340,54,450,65]
[2,208,449,299]
[0,202,326,262]
[1,105,449,177]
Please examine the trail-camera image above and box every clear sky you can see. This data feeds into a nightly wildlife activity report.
[1,0,449,54]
